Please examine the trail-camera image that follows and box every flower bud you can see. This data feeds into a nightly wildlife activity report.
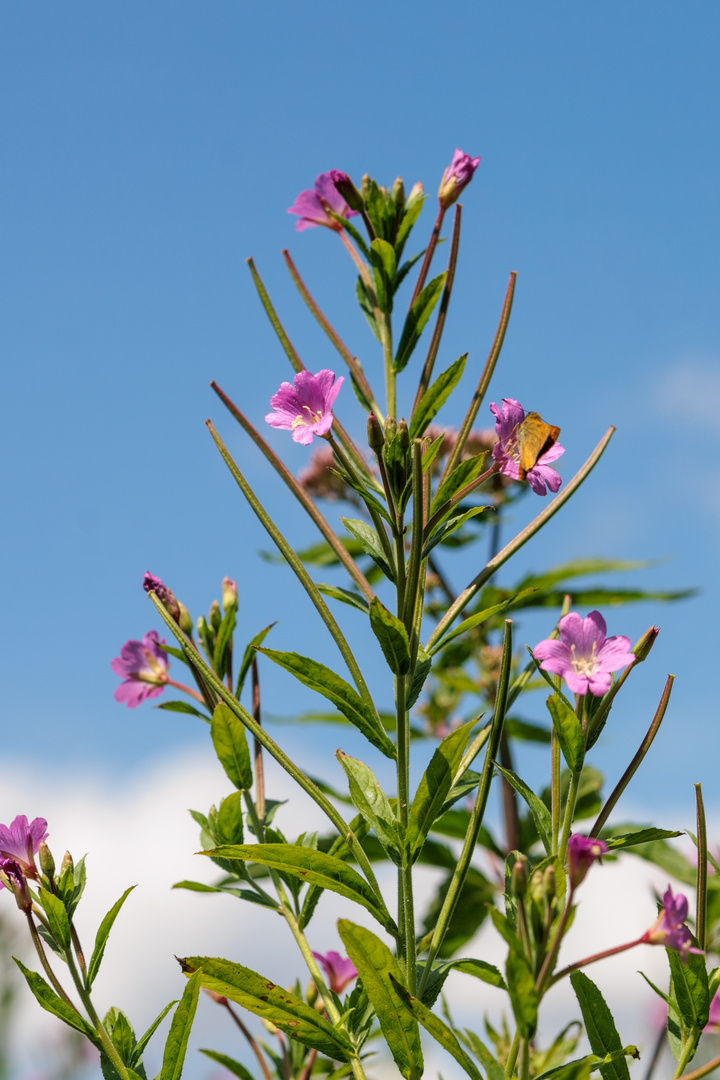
[542,864,556,905]
[384,416,397,441]
[60,851,74,877]
[209,601,222,632]
[367,413,385,452]
[398,419,410,453]
[567,834,608,889]
[305,979,319,1006]
[222,577,238,612]
[632,625,660,664]
[407,181,424,204]
[38,841,55,880]
[143,572,181,623]
[360,174,372,201]
[438,149,481,211]
[392,176,405,213]
[511,857,528,899]
[529,869,544,907]
[178,603,194,636]
[330,170,364,213]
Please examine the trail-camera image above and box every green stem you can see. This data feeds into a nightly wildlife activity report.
[427,427,615,652]
[395,670,415,993]
[149,594,384,899]
[674,1052,720,1080]
[211,383,376,602]
[64,941,133,1080]
[551,728,561,855]
[404,443,426,654]
[207,422,377,715]
[518,1038,530,1080]
[383,314,396,419]
[559,768,582,865]
[440,272,517,482]
[418,621,512,994]
[412,205,462,412]
[673,1033,702,1079]
[696,782,708,951]
[535,890,576,993]
[26,916,77,1010]
[328,434,396,570]
[505,1032,520,1078]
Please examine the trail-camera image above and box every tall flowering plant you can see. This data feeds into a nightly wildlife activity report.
[3,151,717,1080]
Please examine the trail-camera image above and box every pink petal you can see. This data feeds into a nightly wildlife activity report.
[596,636,635,672]
[581,611,607,654]
[559,613,585,650]
[291,424,316,445]
[587,671,612,696]
[265,411,294,431]
[564,669,590,695]
[537,442,565,465]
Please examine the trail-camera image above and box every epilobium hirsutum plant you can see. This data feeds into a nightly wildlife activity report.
[3,149,717,1080]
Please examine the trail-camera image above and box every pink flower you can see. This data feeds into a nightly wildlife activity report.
[288,172,359,232]
[533,611,635,697]
[312,950,358,994]
[490,398,564,496]
[705,993,720,1031]
[0,859,32,911]
[111,630,170,708]
[438,149,481,210]
[0,815,48,884]
[643,886,702,962]
[265,370,344,446]
[567,834,608,888]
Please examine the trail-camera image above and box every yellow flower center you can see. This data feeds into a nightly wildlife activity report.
[291,405,323,430]
[570,641,598,678]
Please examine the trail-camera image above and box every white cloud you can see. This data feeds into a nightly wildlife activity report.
[0,751,704,1079]
[654,357,720,429]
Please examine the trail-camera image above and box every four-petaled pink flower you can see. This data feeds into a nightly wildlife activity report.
[533,610,635,697]
[265,370,344,446]
[112,630,170,708]
[490,398,564,496]
[567,834,609,888]
[643,886,702,962]
[312,950,358,994]
[0,815,48,885]
[438,149,481,210]
[288,172,359,232]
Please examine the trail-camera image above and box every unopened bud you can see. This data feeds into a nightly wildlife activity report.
[367,413,385,452]
[143,572,180,623]
[511,857,528,899]
[222,577,238,612]
[632,625,660,664]
[542,864,556,904]
[384,416,397,441]
[178,603,194,636]
[38,841,55,880]
[528,869,544,907]
[209,601,222,632]
[398,418,410,453]
[305,979,319,1006]
[60,851,74,877]
[407,181,424,204]
[360,174,372,201]
[392,176,405,212]
[330,170,364,212]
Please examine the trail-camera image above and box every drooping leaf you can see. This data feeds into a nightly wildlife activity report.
[369,598,411,675]
[428,590,536,654]
[155,701,211,721]
[406,719,474,860]
[13,959,101,1048]
[88,886,136,986]
[496,765,552,854]
[171,881,278,909]
[570,971,631,1080]
[338,921,423,1080]
[417,957,506,1008]
[340,517,395,582]
[407,647,432,709]
[211,703,253,790]
[409,355,466,439]
[422,505,490,558]
[178,956,353,1060]
[317,584,370,613]
[257,648,395,758]
[205,844,397,933]
[546,695,584,773]
[389,975,482,1080]
[337,752,401,863]
[394,273,446,373]
[199,1050,255,1080]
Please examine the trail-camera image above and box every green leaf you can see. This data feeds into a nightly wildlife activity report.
[389,975,482,1080]
[421,432,446,473]
[206,844,397,934]
[603,828,683,851]
[235,622,276,698]
[495,765,552,854]
[569,971,631,1080]
[337,752,401,863]
[104,1007,136,1066]
[409,355,466,440]
[340,518,395,582]
[12,958,101,1048]
[428,590,535,655]
[369,598,411,675]
[668,939,709,1034]
[422,505,490,558]
[461,1030,506,1080]
[171,881,279,909]
[356,275,381,341]
[88,886,136,987]
[178,957,353,1060]
[158,969,202,1080]
[317,584,370,614]
[506,948,538,1038]
[430,453,489,515]
[395,190,426,251]
[505,718,552,744]
[211,703,253,790]
[393,273,446,374]
[406,646,432,709]
[546,695,584,773]
[155,701,211,721]
[338,921,423,1080]
[213,606,237,680]
[132,1000,177,1066]
[407,719,474,860]
[216,791,245,845]
[199,1050,255,1080]
[37,887,72,951]
[369,238,397,313]
[423,868,495,957]
[257,647,395,759]
[417,957,506,1008]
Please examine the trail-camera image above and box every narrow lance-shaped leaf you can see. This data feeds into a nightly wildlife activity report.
[158,969,202,1080]
[178,956,354,1060]
[88,885,137,987]
[406,719,474,860]
[211,703,253,790]
[569,971,631,1080]
[341,517,396,582]
[338,920,424,1080]
[370,238,396,313]
[394,273,446,374]
[369,598,410,675]
[337,751,401,863]
[409,354,466,440]
[257,647,395,758]
[546,694,584,773]
[495,764,552,854]
[389,975,483,1080]
[236,623,275,698]
[13,959,101,1048]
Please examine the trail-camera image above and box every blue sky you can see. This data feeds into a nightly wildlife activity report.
[1,2,719,827]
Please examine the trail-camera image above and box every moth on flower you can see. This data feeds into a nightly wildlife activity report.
[490,398,564,495]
